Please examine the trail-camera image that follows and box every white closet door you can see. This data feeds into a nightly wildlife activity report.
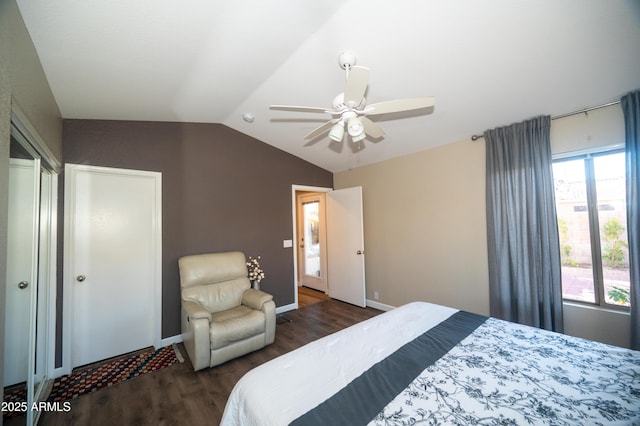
[65,164,162,368]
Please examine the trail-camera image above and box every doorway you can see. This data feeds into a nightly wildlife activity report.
[291,185,366,309]
[292,186,332,308]
[296,191,328,293]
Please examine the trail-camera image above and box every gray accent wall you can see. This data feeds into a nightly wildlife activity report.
[61,119,333,358]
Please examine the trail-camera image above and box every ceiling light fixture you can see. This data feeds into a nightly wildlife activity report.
[347,117,365,142]
[269,51,435,152]
[329,122,345,142]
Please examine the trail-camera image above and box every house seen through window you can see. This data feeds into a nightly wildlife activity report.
[552,150,630,309]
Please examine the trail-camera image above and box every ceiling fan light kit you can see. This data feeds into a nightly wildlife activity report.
[329,122,345,142]
[347,117,364,139]
[351,132,366,143]
[270,51,435,151]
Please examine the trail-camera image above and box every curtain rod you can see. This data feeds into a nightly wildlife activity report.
[470,100,621,141]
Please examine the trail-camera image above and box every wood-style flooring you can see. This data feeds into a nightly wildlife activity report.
[297,285,329,308]
[39,299,382,426]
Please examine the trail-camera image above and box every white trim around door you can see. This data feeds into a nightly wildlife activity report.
[62,164,162,374]
[289,185,332,311]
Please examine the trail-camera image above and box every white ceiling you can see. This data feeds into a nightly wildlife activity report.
[16,0,640,172]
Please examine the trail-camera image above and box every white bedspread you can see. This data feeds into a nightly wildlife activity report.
[220,302,457,426]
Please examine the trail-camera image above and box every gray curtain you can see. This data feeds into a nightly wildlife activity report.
[621,90,640,350]
[484,115,563,332]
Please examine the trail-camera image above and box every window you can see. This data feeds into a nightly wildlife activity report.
[553,150,630,309]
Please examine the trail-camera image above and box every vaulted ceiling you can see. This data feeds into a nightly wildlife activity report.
[16,0,640,172]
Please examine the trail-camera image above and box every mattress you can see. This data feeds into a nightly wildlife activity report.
[221,301,640,425]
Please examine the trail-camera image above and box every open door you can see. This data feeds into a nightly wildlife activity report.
[326,187,366,307]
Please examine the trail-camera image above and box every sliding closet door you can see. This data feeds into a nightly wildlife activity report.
[4,158,40,386]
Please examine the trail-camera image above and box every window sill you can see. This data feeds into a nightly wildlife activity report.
[563,300,630,316]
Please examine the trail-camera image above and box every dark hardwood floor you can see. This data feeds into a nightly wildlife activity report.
[39,299,382,426]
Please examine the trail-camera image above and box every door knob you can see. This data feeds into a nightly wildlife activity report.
[76,275,86,282]
[18,281,29,289]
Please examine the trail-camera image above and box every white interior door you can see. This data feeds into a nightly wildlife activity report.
[4,158,40,386]
[326,186,366,307]
[65,164,162,368]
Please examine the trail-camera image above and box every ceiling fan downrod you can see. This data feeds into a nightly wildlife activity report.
[338,51,356,71]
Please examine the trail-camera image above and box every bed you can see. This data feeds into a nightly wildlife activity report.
[221,301,640,425]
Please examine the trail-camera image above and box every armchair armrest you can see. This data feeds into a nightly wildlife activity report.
[183,301,212,323]
[242,288,274,311]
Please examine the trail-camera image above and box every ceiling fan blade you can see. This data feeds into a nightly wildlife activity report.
[361,117,384,139]
[344,66,370,107]
[304,119,339,140]
[365,96,435,116]
[270,105,334,114]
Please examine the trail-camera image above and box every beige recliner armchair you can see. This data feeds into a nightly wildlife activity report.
[178,251,276,371]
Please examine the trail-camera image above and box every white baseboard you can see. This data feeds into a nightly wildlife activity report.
[277,300,394,313]
[366,299,395,311]
[276,303,297,314]
[161,334,183,347]
[50,300,390,381]
[52,366,68,379]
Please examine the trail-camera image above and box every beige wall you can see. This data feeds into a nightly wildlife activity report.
[0,0,63,397]
[335,103,631,348]
[335,138,490,315]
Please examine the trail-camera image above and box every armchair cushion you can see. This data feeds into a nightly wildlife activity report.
[209,306,266,350]
[179,252,248,286]
[182,278,249,313]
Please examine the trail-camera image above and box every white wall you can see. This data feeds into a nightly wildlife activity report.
[335,103,631,348]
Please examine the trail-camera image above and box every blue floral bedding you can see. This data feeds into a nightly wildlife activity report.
[297,312,640,425]
[375,317,640,425]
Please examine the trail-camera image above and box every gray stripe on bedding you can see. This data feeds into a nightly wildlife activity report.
[291,310,488,426]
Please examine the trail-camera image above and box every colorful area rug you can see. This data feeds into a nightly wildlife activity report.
[3,344,182,421]
[49,344,182,402]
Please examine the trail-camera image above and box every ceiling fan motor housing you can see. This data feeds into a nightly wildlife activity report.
[332,93,347,112]
[332,93,366,113]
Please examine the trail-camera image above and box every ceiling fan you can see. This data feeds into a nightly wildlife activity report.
[270,51,435,148]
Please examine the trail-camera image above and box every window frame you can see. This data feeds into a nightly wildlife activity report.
[553,146,630,311]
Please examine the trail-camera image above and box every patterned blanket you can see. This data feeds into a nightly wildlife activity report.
[221,302,640,426]
[299,313,640,425]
